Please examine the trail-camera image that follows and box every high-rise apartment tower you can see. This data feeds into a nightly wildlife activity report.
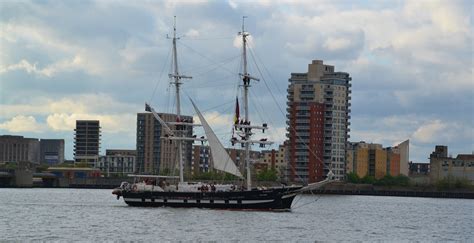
[74,120,101,166]
[287,60,351,182]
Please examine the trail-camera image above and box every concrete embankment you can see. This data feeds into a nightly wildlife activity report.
[311,182,474,199]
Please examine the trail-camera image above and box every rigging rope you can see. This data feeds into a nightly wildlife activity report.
[292,194,322,210]
[177,41,237,76]
[149,45,173,103]
[247,44,333,185]
[181,36,235,41]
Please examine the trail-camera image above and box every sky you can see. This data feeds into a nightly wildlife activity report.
[0,0,473,163]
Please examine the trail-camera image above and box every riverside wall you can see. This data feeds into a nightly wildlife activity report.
[311,182,474,199]
[2,175,473,199]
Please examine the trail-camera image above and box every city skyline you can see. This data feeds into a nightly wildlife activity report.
[1,0,472,163]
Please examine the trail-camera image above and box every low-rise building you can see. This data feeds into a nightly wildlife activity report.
[46,167,101,179]
[258,144,288,180]
[40,139,65,165]
[98,149,136,177]
[409,162,430,175]
[191,145,261,176]
[253,162,269,175]
[429,145,474,184]
[346,140,409,179]
[0,135,40,164]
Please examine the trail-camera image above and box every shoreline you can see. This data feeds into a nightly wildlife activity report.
[309,188,474,199]
[308,182,474,199]
[1,184,473,199]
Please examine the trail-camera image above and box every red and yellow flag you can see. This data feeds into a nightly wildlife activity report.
[234,97,240,124]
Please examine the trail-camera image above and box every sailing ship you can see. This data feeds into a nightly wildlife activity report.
[112,17,334,211]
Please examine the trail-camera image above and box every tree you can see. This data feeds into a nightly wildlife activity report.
[375,175,395,186]
[360,175,376,184]
[256,168,278,181]
[35,164,50,173]
[394,175,410,186]
[346,172,360,183]
[55,163,74,168]
[75,162,91,168]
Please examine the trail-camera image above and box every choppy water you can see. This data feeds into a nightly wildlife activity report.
[0,188,472,241]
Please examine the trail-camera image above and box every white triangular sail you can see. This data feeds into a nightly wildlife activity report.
[189,98,244,179]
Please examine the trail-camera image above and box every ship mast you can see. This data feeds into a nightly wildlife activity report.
[238,16,263,190]
[235,17,273,190]
[168,16,191,183]
[240,17,252,190]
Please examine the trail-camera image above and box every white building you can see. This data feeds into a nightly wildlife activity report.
[98,149,136,177]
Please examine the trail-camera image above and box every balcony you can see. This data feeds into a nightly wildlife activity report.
[300,94,315,99]
[296,106,310,111]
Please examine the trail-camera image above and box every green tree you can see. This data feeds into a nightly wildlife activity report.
[436,176,472,190]
[360,175,376,184]
[35,164,50,173]
[394,175,410,186]
[55,163,74,168]
[346,172,360,183]
[256,168,278,181]
[375,175,395,186]
[75,162,91,168]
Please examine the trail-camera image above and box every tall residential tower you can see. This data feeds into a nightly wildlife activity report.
[287,60,351,182]
[73,120,101,166]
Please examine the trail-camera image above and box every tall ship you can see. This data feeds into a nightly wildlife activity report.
[112,17,334,211]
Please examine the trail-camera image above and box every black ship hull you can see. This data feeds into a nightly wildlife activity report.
[120,186,302,211]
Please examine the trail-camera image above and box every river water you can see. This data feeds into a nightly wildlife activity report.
[0,188,472,241]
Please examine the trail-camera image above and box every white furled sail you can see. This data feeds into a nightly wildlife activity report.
[189,98,244,179]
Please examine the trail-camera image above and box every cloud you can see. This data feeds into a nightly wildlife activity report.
[1,94,129,117]
[227,0,238,9]
[233,35,254,49]
[1,94,139,134]
[0,56,86,77]
[412,120,446,143]
[194,110,233,134]
[324,37,352,51]
[403,0,470,34]
[46,113,135,133]
[0,115,43,133]
[411,120,473,144]
[185,29,200,38]
[1,0,472,162]
[0,60,38,75]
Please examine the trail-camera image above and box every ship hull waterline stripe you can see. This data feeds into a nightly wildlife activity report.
[124,198,274,204]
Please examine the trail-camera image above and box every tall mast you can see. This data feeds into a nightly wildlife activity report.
[240,16,252,190]
[172,16,181,120]
[168,16,191,183]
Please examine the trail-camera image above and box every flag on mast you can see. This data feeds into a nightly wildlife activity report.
[234,96,240,124]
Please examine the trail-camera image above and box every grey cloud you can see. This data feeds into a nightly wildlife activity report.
[1,0,472,161]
